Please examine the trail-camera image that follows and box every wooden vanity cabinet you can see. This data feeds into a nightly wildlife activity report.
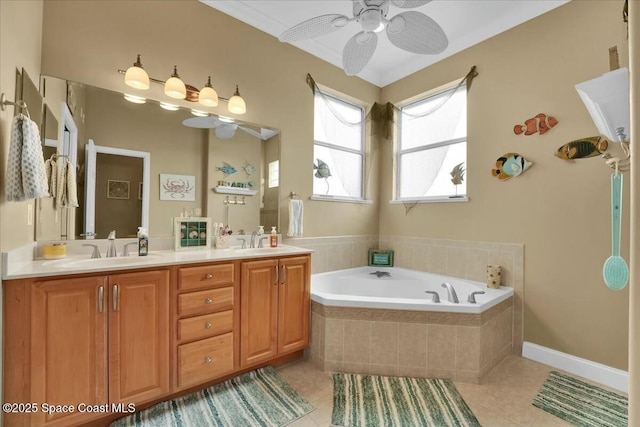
[240,255,310,368]
[4,269,170,426]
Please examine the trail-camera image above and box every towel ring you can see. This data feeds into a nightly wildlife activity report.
[289,191,301,200]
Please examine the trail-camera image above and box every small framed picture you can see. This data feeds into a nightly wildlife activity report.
[138,182,143,201]
[107,180,130,200]
[368,249,394,267]
[174,217,211,251]
[161,174,196,201]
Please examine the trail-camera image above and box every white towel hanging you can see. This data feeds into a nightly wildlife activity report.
[56,159,79,208]
[287,199,304,237]
[44,155,57,197]
[6,114,49,201]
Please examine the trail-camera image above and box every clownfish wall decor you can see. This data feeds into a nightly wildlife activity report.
[491,153,533,180]
[514,113,558,136]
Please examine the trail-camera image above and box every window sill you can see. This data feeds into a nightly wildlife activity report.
[311,195,373,205]
[389,196,469,204]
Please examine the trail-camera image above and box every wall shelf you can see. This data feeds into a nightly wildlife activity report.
[212,186,257,196]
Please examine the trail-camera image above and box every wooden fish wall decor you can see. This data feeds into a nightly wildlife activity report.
[491,153,533,180]
[555,136,609,160]
[514,113,558,136]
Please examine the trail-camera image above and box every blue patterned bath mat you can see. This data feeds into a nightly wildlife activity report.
[111,366,314,426]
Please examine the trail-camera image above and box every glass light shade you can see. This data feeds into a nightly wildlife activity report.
[215,124,237,139]
[199,86,219,107]
[124,93,146,104]
[227,85,246,114]
[191,109,208,117]
[165,76,186,99]
[159,102,179,111]
[125,66,150,90]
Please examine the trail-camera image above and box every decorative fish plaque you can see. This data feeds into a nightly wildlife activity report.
[514,113,558,136]
[491,153,533,180]
[555,136,608,160]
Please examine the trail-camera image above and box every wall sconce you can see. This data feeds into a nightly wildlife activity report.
[119,54,246,114]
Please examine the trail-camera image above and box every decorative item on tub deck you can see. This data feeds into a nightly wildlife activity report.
[449,161,465,198]
[554,136,609,160]
[486,265,502,289]
[368,249,394,267]
[513,113,558,135]
[491,153,533,180]
[174,217,211,251]
[217,162,237,177]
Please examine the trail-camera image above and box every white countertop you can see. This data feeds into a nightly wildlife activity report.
[3,245,312,280]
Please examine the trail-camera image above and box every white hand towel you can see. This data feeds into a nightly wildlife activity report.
[287,199,304,237]
[6,114,49,201]
[44,155,57,197]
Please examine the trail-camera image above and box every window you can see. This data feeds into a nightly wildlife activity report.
[313,91,365,200]
[397,83,467,200]
[268,160,279,188]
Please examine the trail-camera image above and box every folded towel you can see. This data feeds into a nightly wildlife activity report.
[56,159,79,208]
[6,114,49,201]
[44,155,57,197]
[287,199,304,237]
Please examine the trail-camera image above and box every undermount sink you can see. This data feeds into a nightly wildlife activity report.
[235,246,292,255]
[42,253,161,269]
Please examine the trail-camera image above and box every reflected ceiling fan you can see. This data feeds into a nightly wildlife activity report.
[182,116,279,140]
[278,0,448,76]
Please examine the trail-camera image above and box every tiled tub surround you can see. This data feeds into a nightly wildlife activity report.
[283,235,378,274]
[310,298,513,384]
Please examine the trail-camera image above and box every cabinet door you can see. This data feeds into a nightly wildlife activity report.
[109,270,170,405]
[240,259,279,367]
[31,276,108,426]
[278,256,311,354]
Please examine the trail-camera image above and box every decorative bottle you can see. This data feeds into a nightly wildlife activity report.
[270,226,278,248]
[138,227,149,256]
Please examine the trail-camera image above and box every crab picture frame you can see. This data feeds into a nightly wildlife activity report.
[160,173,196,201]
[174,217,212,251]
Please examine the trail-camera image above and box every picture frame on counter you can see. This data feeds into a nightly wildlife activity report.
[174,217,212,251]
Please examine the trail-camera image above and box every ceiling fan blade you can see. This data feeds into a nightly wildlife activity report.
[342,31,378,76]
[238,125,264,139]
[386,11,448,54]
[391,0,432,8]
[182,116,222,128]
[279,14,350,42]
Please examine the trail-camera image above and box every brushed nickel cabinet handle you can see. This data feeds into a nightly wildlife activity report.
[113,284,118,312]
[98,286,104,313]
[205,298,213,304]
[205,322,212,329]
[205,273,213,279]
[275,265,279,285]
[205,357,212,364]
[281,265,287,285]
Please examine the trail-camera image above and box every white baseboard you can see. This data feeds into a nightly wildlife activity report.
[522,341,628,393]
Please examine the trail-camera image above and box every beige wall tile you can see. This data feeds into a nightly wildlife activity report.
[325,318,344,362]
[370,322,399,365]
[411,245,430,272]
[426,369,455,380]
[427,324,456,370]
[324,360,344,373]
[427,246,448,275]
[456,326,481,371]
[397,366,427,378]
[446,247,467,278]
[343,362,370,375]
[466,248,489,282]
[343,320,371,364]
[369,364,398,377]
[398,323,427,368]
[455,370,481,384]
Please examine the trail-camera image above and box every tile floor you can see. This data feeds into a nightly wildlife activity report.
[276,354,621,426]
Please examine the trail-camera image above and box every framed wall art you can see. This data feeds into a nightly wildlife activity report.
[107,180,130,200]
[160,174,196,201]
[174,217,211,251]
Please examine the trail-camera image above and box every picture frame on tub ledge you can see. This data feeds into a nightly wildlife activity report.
[174,217,212,251]
[368,249,394,267]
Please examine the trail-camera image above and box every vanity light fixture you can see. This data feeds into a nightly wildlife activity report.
[118,58,247,114]
[124,54,150,90]
[227,85,247,115]
[164,66,187,99]
[199,76,219,107]
[191,109,209,117]
[159,102,180,111]
[123,93,146,104]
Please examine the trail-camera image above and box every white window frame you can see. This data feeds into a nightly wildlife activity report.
[268,160,279,188]
[312,90,369,203]
[393,82,468,204]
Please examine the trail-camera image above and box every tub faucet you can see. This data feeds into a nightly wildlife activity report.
[424,291,440,303]
[106,230,117,258]
[467,291,486,304]
[441,282,459,303]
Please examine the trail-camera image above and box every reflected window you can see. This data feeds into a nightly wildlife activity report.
[397,83,467,199]
[268,160,279,188]
[313,91,364,199]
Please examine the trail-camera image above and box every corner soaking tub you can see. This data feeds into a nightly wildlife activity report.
[311,266,513,314]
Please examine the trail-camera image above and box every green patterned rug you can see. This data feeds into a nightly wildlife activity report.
[332,373,481,427]
[111,366,314,426]
[532,371,628,427]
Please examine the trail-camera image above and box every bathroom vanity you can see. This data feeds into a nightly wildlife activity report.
[2,246,311,426]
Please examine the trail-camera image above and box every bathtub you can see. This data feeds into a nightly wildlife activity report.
[311,266,513,314]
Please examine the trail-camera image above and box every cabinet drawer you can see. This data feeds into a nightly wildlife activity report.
[178,310,233,342]
[178,333,234,388]
[179,263,234,292]
[178,287,234,317]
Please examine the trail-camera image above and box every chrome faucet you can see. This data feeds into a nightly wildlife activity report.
[441,282,459,303]
[122,242,138,257]
[258,236,269,248]
[82,243,101,259]
[106,230,117,258]
[424,291,440,303]
[249,231,258,248]
[467,291,486,304]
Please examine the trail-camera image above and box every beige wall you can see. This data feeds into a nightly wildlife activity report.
[381,1,629,369]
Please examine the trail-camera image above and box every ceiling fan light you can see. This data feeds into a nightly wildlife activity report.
[215,125,237,139]
[124,54,150,90]
[199,76,219,107]
[124,93,146,104]
[228,85,246,114]
[159,102,180,111]
[359,9,383,32]
[374,22,386,33]
[191,109,209,117]
[164,65,187,99]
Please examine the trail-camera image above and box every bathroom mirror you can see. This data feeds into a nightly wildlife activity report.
[36,75,280,239]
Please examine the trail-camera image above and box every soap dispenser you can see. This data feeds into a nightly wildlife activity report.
[138,227,149,256]
[270,226,278,248]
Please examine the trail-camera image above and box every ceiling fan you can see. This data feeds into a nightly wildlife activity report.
[278,0,448,76]
[182,116,279,140]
